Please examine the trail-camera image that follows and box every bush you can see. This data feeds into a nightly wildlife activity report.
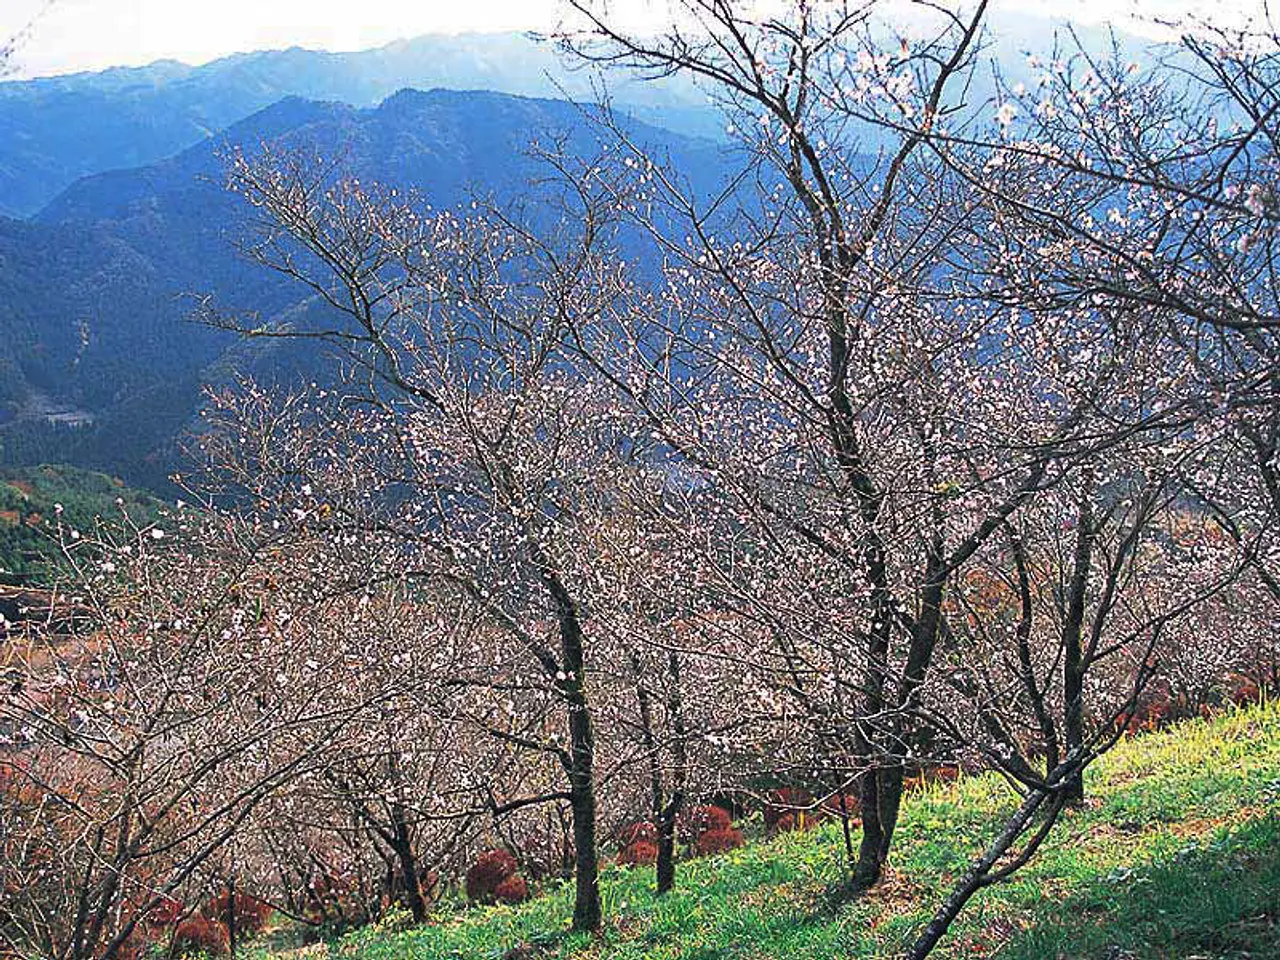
[931,764,961,785]
[617,820,657,846]
[678,805,733,842]
[1230,675,1263,706]
[465,849,518,903]
[145,895,184,927]
[695,828,745,857]
[493,875,530,905]
[171,917,229,957]
[762,788,814,827]
[302,868,360,925]
[201,891,273,934]
[618,839,659,866]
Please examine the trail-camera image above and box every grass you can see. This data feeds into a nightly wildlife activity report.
[276,701,1280,960]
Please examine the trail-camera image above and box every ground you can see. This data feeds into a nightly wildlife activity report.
[260,701,1280,960]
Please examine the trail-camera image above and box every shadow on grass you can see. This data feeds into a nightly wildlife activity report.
[997,815,1280,960]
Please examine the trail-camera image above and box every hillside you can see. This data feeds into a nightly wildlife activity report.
[0,33,719,219]
[0,464,162,581]
[0,88,726,490]
[296,703,1280,960]
[0,16,1153,219]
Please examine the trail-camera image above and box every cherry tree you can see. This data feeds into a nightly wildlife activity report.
[209,145,673,931]
[0,501,395,960]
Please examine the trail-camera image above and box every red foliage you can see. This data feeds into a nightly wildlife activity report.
[1230,676,1262,706]
[115,931,150,960]
[465,848,519,903]
[493,875,530,905]
[171,917,229,957]
[202,891,273,934]
[145,895,185,927]
[931,764,961,785]
[1121,697,1173,734]
[618,839,659,866]
[770,813,797,834]
[302,867,360,923]
[617,820,658,846]
[762,788,813,826]
[678,804,733,842]
[695,828,745,857]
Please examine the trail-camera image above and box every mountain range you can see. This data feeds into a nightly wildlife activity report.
[0,32,719,219]
[0,86,725,489]
[0,19,1154,491]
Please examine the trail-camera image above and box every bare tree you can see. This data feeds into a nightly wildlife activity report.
[206,147,665,931]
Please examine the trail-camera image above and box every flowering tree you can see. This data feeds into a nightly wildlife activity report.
[557,0,1204,894]
[0,503,394,960]
[210,146,668,931]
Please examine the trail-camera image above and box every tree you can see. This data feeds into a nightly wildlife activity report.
[0,0,54,77]
[213,146,654,931]
[557,0,1203,895]
[0,502,391,960]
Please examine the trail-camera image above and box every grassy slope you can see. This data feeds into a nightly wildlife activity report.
[316,703,1280,960]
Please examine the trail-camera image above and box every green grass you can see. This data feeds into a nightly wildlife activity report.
[284,702,1280,960]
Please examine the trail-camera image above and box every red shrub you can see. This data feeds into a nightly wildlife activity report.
[762,788,813,826]
[202,891,273,934]
[678,804,733,842]
[931,764,961,785]
[617,820,658,846]
[115,930,150,960]
[465,849,519,903]
[171,917,229,957]
[695,828,745,857]
[145,895,185,927]
[770,813,797,834]
[302,867,360,923]
[618,839,659,866]
[1230,676,1262,706]
[493,875,530,905]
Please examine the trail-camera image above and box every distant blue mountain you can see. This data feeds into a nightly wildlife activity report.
[0,17,1158,486]
[0,32,720,217]
[0,15,1156,219]
[0,88,728,488]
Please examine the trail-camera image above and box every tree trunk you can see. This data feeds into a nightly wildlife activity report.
[1063,492,1094,806]
[549,577,602,933]
[655,816,677,894]
[567,700,601,932]
[852,539,894,889]
[853,764,886,888]
[656,653,687,895]
[876,764,905,862]
[905,788,1059,960]
[224,877,237,960]
[388,807,428,923]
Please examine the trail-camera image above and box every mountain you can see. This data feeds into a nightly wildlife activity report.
[0,88,727,490]
[0,32,720,218]
[0,14,1160,220]
[0,17,1160,489]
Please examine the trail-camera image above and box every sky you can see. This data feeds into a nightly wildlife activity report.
[0,0,1266,80]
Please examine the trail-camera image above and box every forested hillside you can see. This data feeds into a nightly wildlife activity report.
[0,89,724,489]
[0,32,717,218]
[0,464,161,580]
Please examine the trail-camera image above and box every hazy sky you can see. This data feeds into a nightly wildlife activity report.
[0,0,1263,80]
